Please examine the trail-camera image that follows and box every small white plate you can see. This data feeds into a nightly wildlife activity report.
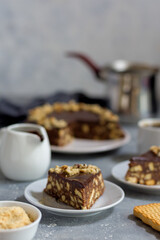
[24,179,124,217]
[51,130,130,154]
[112,160,160,193]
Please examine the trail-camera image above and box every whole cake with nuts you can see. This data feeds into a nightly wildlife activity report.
[44,164,105,209]
[27,101,125,146]
[125,146,160,185]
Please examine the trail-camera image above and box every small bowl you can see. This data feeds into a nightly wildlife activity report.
[0,201,42,240]
[138,118,160,153]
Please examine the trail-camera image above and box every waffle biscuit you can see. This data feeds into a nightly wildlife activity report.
[134,203,160,232]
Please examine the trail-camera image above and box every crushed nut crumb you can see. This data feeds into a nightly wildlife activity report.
[49,164,100,176]
[150,146,160,157]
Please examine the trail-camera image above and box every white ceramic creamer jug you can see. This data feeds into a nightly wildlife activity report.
[0,123,51,181]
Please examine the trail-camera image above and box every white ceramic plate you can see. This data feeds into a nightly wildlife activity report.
[24,179,124,217]
[112,160,160,193]
[51,130,130,154]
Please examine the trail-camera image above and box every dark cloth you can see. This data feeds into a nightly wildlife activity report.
[0,92,110,127]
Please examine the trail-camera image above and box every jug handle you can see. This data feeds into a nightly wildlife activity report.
[66,52,102,79]
[0,127,6,145]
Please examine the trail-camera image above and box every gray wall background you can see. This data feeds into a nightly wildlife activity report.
[0,0,160,99]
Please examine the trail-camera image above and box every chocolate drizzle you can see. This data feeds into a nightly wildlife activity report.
[27,131,44,142]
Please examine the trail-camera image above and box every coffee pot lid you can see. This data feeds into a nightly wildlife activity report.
[107,60,159,74]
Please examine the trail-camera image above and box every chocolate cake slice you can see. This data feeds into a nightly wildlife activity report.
[27,101,125,146]
[125,146,160,185]
[44,164,105,209]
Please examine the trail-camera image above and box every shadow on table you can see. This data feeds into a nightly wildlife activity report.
[16,195,113,227]
[128,214,160,239]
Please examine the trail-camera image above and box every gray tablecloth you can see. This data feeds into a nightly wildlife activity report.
[0,124,159,240]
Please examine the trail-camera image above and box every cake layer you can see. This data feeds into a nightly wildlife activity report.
[44,164,105,209]
[47,127,72,146]
[125,146,160,185]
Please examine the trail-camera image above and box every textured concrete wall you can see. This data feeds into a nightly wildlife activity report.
[0,0,160,98]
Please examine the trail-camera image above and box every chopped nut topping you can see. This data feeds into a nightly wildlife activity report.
[150,146,160,157]
[27,101,119,129]
[49,164,100,176]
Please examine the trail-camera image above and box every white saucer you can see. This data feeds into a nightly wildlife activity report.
[24,179,124,217]
[112,160,160,193]
[51,130,130,154]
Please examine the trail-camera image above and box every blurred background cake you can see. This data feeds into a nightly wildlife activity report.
[0,0,160,122]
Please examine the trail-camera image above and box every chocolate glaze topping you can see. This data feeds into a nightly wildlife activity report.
[48,110,99,123]
[51,171,96,188]
[131,150,160,163]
